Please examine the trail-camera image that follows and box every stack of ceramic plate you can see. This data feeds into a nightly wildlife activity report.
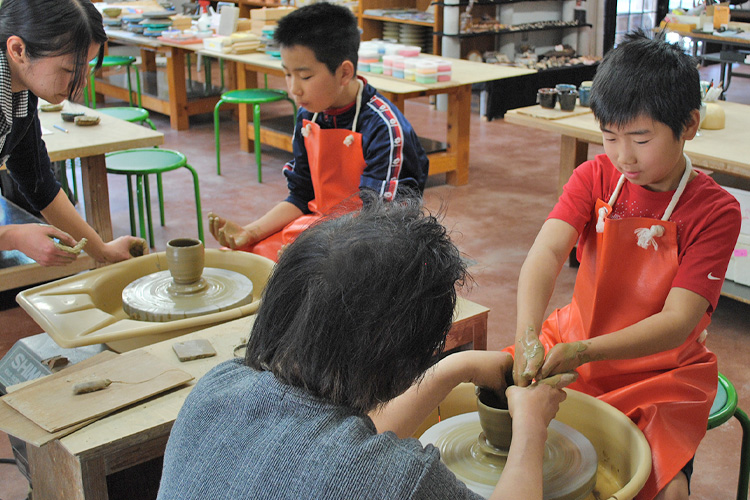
[399,25,432,54]
[140,11,174,37]
[382,22,400,42]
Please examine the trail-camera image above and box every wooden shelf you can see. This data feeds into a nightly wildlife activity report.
[436,22,591,38]
[361,14,435,27]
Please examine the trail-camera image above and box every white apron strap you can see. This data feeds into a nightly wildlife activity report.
[634,153,693,250]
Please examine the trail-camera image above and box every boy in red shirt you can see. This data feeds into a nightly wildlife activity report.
[509,31,741,500]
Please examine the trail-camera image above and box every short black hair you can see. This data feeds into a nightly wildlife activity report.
[274,3,360,74]
[0,0,107,100]
[245,193,468,414]
[590,30,701,139]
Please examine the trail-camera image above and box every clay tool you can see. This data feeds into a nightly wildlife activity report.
[53,124,69,133]
[72,368,186,395]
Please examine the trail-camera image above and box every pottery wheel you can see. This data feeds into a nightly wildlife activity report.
[419,412,597,500]
[122,268,253,322]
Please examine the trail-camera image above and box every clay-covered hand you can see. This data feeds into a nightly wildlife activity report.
[539,341,599,380]
[463,350,514,395]
[208,212,252,250]
[96,236,148,264]
[533,371,579,389]
[2,224,78,267]
[513,326,545,387]
[506,380,567,427]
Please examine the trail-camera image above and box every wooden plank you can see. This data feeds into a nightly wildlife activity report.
[3,351,193,433]
[0,351,118,447]
[516,104,593,120]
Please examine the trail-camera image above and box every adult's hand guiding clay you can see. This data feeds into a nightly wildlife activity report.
[514,325,545,387]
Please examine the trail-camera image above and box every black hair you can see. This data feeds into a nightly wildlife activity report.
[273,2,360,75]
[0,0,107,99]
[590,29,701,139]
[245,192,468,414]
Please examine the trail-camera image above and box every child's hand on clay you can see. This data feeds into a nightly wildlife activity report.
[513,326,545,387]
[539,341,601,379]
[208,212,252,250]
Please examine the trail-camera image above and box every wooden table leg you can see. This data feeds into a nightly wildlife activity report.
[165,47,190,131]
[446,85,471,186]
[80,154,113,243]
[236,62,254,153]
[28,440,108,500]
[140,49,157,74]
[558,135,589,196]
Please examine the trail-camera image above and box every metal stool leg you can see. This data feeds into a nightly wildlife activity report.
[157,173,165,226]
[253,103,262,183]
[183,164,204,244]
[125,65,134,107]
[214,99,224,175]
[736,407,750,500]
[89,70,97,109]
[126,174,137,237]
[143,175,155,248]
[135,175,147,244]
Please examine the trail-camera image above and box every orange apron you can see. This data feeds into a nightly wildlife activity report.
[249,82,367,261]
[511,156,717,499]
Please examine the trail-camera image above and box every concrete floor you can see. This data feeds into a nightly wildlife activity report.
[1,63,749,499]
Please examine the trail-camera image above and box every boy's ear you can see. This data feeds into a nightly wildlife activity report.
[337,60,356,85]
[682,108,701,140]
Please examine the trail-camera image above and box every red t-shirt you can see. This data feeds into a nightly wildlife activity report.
[549,154,742,312]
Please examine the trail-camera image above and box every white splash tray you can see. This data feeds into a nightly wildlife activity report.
[16,249,274,350]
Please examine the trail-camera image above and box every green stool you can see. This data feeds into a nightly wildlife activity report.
[85,55,156,130]
[105,148,203,248]
[708,372,750,500]
[213,88,296,181]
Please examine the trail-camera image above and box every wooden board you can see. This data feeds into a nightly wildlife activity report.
[2,350,193,433]
[0,351,118,446]
[516,104,592,120]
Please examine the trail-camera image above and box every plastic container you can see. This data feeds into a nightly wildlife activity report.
[435,59,452,81]
[384,55,405,78]
[415,60,438,83]
[358,47,380,64]
[369,61,383,74]
[384,43,406,55]
[357,62,370,72]
[398,45,421,57]
[404,58,418,81]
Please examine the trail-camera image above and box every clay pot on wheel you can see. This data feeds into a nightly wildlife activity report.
[476,387,512,452]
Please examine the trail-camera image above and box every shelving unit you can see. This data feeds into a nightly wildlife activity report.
[359,0,440,54]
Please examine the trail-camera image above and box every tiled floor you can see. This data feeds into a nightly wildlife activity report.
[1,63,749,499]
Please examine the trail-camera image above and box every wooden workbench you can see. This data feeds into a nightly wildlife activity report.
[22,296,488,499]
[0,105,164,292]
[200,50,534,185]
[504,100,750,303]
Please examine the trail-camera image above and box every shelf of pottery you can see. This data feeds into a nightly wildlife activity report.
[359,0,592,62]
[360,0,438,54]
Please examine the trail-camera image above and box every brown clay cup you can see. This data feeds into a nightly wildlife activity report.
[166,238,204,285]
[476,387,512,452]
